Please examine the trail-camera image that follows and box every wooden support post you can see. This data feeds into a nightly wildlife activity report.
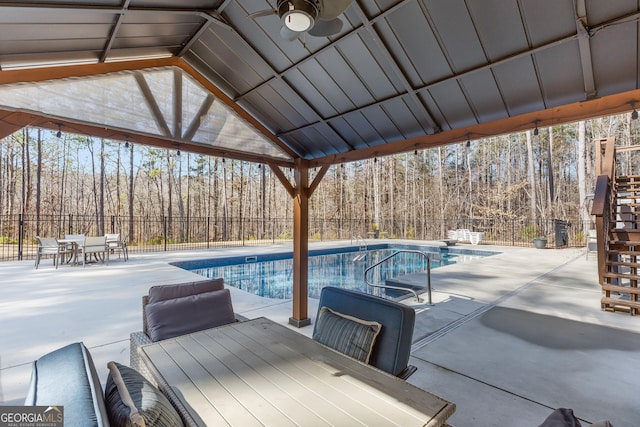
[268,161,329,327]
[290,158,311,327]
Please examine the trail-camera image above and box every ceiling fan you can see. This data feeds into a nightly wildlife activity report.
[250,0,353,41]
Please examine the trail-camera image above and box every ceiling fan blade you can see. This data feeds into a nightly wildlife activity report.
[308,18,343,37]
[248,9,276,19]
[280,26,301,41]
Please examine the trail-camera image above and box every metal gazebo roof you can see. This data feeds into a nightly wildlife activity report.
[0,0,639,167]
[2,0,639,325]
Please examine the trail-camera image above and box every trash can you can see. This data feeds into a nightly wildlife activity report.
[553,219,570,247]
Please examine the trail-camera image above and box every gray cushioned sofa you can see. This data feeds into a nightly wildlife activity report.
[24,342,110,427]
[24,341,187,427]
[24,279,243,427]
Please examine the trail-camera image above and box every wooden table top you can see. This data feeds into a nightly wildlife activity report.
[140,317,455,427]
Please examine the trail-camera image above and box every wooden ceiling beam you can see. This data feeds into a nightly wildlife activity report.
[0,111,35,139]
[0,108,293,166]
[0,57,180,84]
[175,60,298,159]
[0,57,295,165]
[310,89,640,167]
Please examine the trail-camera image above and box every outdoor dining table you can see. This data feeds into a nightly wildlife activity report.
[139,317,455,427]
[56,238,80,265]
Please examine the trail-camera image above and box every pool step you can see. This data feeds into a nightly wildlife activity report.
[385,275,429,300]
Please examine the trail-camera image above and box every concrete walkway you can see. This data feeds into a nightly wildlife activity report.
[0,241,638,426]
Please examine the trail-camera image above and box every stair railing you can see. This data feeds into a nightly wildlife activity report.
[592,175,612,283]
[364,249,431,303]
[592,137,617,285]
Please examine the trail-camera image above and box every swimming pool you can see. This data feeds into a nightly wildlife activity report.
[179,244,495,300]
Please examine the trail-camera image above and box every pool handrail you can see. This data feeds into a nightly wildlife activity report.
[364,249,432,304]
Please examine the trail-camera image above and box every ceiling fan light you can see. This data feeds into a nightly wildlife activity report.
[278,0,317,32]
[284,11,313,31]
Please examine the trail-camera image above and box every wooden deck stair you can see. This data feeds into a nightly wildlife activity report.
[601,174,640,315]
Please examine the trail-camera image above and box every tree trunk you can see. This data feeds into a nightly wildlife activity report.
[116,142,121,218]
[373,158,380,232]
[89,138,99,234]
[128,142,134,242]
[261,164,266,239]
[99,138,105,234]
[58,134,68,233]
[166,151,173,239]
[36,129,42,236]
[547,127,555,215]
[222,159,228,240]
[26,128,32,213]
[21,129,27,213]
[176,152,185,241]
[577,121,590,225]
[526,130,538,223]
[438,147,445,236]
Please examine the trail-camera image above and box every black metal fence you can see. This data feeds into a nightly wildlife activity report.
[0,214,592,262]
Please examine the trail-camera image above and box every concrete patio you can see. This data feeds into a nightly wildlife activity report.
[0,241,638,426]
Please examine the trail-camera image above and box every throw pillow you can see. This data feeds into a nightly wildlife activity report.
[147,278,224,304]
[312,306,382,363]
[537,408,612,427]
[104,361,184,427]
[145,289,236,342]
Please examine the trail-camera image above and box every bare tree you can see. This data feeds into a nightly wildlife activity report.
[99,138,105,234]
[2,113,638,248]
[128,141,134,241]
[35,129,42,236]
[526,130,538,223]
[577,120,590,224]
[22,129,32,213]
[547,127,555,207]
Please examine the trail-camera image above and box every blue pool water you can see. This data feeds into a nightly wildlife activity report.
[179,244,495,300]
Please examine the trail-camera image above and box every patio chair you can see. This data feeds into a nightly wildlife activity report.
[313,286,417,379]
[130,279,247,384]
[35,236,70,269]
[78,235,108,267]
[105,233,128,261]
[64,233,85,244]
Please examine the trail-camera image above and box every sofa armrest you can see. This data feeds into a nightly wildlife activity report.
[234,313,250,322]
[130,331,155,385]
[396,364,418,380]
[24,342,109,427]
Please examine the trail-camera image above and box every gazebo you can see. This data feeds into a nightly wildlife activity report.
[0,0,639,325]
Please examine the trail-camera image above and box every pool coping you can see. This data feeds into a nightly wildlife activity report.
[171,242,500,270]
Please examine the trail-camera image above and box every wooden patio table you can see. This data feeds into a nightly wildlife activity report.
[139,317,455,427]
